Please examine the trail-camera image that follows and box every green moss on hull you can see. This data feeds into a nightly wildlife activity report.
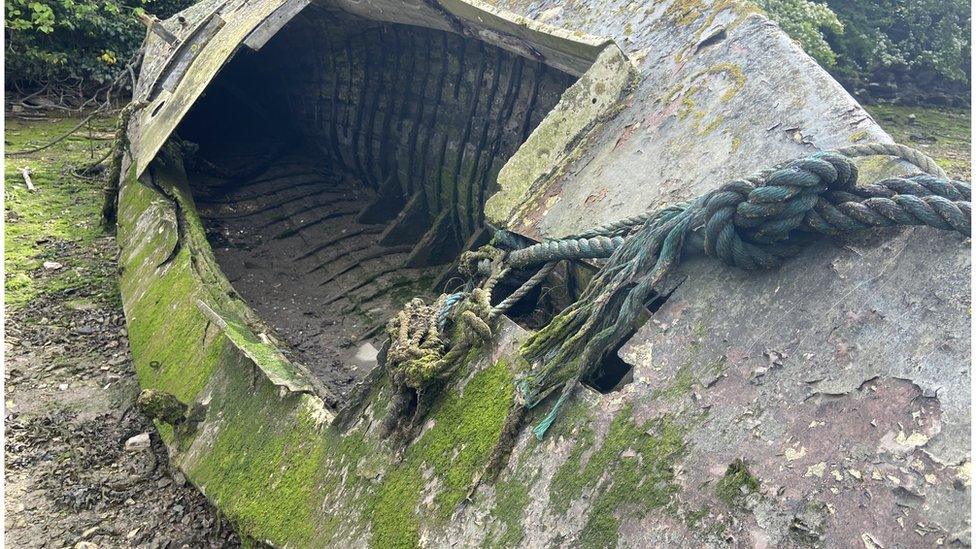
[548,405,690,546]
[124,249,225,402]
[715,459,759,507]
[187,360,327,545]
[491,477,531,546]
[371,360,516,547]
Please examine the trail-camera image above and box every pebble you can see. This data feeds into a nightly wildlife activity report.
[42,261,63,270]
[74,542,97,549]
[124,433,150,452]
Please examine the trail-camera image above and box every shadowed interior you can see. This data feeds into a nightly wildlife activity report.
[175,5,577,400]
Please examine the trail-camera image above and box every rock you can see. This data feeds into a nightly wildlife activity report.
[124,432,151,452]
[172,471,187,487]
[74,542,98,549]
[81,526,99,539]
[42,261,63,270]
[908,113,917,121]
[137,389,187,425]
[65,299,97,311]
[909,132,937,143]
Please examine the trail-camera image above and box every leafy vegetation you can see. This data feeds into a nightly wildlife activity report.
[825,0,971,85]
[755,0,970,104]
[5,0,194,100]
[753,0,844,67]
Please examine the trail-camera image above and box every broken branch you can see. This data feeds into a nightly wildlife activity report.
[20,167,35,192]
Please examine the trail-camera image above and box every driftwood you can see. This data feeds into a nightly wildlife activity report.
[19,167,35,192]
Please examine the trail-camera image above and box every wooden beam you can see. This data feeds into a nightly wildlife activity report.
[378,191,431,246]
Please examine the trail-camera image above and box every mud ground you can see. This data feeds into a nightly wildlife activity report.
[4,114,239,548]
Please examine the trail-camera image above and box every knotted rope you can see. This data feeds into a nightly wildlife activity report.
[381,246,530,437]
[380,143,970,447]
[516,149,968,439]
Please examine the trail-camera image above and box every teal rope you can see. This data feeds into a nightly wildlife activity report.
[519,149,969,438]
[531,392,567,440]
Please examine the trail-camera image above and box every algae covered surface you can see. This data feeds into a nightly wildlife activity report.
[865,104,971,180]
[4,116,117,309]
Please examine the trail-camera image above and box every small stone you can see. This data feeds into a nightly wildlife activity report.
[81,526,99,538]
[805,462,827,478]
[861,532,884,548]
[126,528,139,540]
[74,542,98,549]
[124,432,151,452]
[58,383,68,391]
[43,261,63,270]
[784,446,807,462]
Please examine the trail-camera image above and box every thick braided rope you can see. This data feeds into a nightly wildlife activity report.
[490,262,557,318]
[385,289,493,389]
[502,144,960,270]
[437,292,466,331]
[835,143,947,178]
[516,146,970,440]
[507,235,624,268]
[701,152,969,270]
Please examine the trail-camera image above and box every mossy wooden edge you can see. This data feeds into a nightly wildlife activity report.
[483,43,636,232]
[115,151,538,545]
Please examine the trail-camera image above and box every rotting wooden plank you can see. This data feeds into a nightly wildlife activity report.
[243,0,310,51]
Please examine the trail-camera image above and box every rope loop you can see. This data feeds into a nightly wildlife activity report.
[380,141,969,448]
[385,289,492,390]
[701,151,970,270]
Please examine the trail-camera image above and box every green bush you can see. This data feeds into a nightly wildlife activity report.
[825,0,971,85]
[755,0,971,95]
[755,0,969,103]
[753,0,844,67]
[5,0,195,99]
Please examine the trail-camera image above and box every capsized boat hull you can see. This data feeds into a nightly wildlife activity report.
[118,0,970,546]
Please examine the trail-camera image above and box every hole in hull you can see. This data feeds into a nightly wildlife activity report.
[176,6,579,400]
[583,344,635,394]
